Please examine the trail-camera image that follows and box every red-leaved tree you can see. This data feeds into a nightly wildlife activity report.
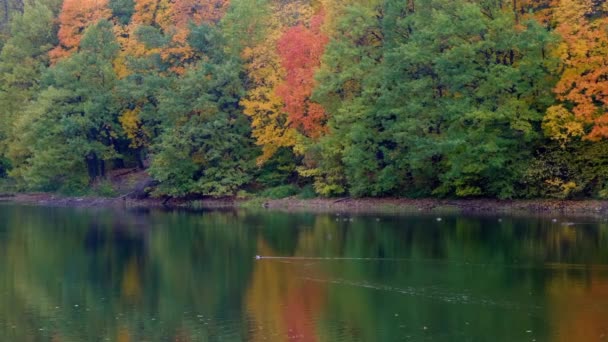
[276,12,329,138]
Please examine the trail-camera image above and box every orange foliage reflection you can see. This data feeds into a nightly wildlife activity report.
[548,269,608,341]
[246,239,326,342]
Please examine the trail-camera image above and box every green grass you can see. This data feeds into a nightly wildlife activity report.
[92,180,118,197]
[260,184,299,199]
[239,197,267,209]
[297,184,316,199]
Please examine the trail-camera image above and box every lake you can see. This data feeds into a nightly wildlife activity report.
[0,203,607,341]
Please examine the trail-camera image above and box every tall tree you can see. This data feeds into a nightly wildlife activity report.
[309,2,386,196]
[0,3,57,177]
[238,0,291,164]
[0,0,24,48]
[310,0,558,198]
[544,0,608,142]
[239,0,317,163]
[276,11,329,139]
[149,24,256,197]
[10,20,122,190]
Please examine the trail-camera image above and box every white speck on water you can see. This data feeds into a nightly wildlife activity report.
[436,218,442,222]
[526,330,532,333]
[552,219,557,222]
[394,313,399,317]
[423,326,428,330]
[498,218,502,222]
[74,304,79,308]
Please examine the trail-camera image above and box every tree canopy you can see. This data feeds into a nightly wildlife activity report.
[2,0,608,199]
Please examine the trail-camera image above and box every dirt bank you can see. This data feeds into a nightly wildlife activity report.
[4,193,608,216]
[1,193,237,209]
[261,197,608,216]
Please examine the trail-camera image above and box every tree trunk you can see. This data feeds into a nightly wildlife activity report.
[136,148,145,169]
[86,152,100,183]
[100,159,106,178]
[1,0,9,28]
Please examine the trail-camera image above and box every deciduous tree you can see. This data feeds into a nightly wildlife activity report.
[49,0,112,62]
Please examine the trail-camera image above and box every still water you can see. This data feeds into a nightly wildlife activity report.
[1,204,608,341]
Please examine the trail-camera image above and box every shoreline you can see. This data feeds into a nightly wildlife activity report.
[3,193,608,216]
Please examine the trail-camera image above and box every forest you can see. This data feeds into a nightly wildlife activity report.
[1,0,608,199]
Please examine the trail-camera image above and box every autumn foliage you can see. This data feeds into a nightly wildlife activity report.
[549,0,608,141]
[171,0,230,26]
[276,12,328,139]
[10,0,608,199]
[49,0,112,62]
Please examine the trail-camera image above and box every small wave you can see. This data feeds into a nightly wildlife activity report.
[302,277,542,310]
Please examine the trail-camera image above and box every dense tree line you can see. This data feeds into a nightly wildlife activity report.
[1,0,608,199]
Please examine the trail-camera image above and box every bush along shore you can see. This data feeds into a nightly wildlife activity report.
[2,169,608,216]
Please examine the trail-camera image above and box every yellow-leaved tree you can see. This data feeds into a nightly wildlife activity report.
[240,0,316,164]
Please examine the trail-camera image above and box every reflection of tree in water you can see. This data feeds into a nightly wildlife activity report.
[251,211,318,255]
[2,206,608,341]
[246,239,326,342]
[248,214,608,341]
[0,206,257,341]
[547,269,608,341]
[84,220,148,303]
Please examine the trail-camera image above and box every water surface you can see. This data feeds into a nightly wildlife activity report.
[1,204,607,341]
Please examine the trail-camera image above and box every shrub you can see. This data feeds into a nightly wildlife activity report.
[297,184,316,199]
[260,184,299,199]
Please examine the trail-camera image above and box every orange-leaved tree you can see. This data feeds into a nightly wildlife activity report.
[544,0,608,143]
[49,0,112,63]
